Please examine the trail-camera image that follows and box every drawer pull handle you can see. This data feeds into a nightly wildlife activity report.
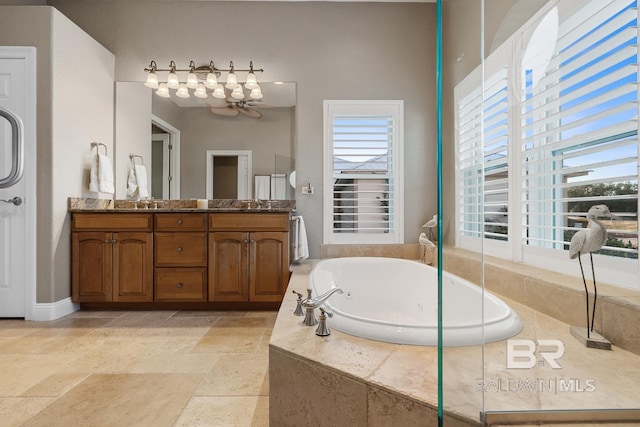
[177,219,183,225]
[177,247,183,252]
[176,282,183,288]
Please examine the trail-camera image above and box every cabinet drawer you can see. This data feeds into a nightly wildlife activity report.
[155,233,207,267]
[155,213,207,231]
[72,213,153,231]
[155,268,207,301]
[209,213,289,231]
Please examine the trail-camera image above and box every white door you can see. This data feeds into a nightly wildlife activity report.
[0,48,35,318]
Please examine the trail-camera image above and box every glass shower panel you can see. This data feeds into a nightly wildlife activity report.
[480,0,640,424]
[440,0,485,425]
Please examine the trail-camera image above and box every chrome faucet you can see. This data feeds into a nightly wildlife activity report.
[315,307,333,336]
[301,287,344,326]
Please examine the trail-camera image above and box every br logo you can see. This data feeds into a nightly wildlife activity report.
[506,339,564,369]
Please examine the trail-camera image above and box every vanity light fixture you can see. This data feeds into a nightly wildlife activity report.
[144,60,264,100]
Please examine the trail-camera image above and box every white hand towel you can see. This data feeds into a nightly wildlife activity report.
[293,216,309,261]
[134,164,149,198]
[270,174,286,200]
[89,154,100,192]
[127,166,138,198]
[255,175,270,199]
[97,154,114,194]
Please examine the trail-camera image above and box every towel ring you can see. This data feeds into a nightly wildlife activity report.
[91,142,107,156]
[129,154,144,165]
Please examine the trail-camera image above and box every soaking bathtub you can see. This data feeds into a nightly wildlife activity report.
[310,257,522,346]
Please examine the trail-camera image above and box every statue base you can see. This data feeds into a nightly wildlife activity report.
[570,326,611,350]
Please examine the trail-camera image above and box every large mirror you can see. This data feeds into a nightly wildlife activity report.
[115,81,296,200]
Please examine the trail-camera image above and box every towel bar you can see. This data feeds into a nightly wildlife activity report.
[91,141,107,155]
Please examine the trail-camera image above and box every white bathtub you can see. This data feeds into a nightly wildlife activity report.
[310,257,522,346]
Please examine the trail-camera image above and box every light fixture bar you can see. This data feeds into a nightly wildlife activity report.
[144,61,263,74]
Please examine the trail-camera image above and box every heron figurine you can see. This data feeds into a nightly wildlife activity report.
[569,204,619,339]
[419,232,436,263]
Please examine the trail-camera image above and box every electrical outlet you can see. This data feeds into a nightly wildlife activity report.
[302,186,314,195]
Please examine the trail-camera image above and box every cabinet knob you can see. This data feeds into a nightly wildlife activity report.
[111,239,117,243]
[176,282,183,288]
[104,240,111,244]
[177,247,183,252]
[176,219,183,225]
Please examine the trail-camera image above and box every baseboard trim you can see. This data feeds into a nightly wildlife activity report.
[32,297,80,321]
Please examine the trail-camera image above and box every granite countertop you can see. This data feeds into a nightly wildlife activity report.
[68,197,296,213]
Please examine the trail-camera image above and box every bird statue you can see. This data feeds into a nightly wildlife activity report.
[422,214,438,242]
[419,232,436,263]
[569,204,619,339]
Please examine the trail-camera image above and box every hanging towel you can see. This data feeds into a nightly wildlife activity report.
[255,175,271,199]
[134,164,149,198]
[89,154,100,193]
[292,215,309,262]
[89,154,114,194]
[271,174,287,200]
[127,165,138,198]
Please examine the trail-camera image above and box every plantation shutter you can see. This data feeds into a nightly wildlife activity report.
[521,0,639,257]
[323,101,404,244]
[456,67,510,242]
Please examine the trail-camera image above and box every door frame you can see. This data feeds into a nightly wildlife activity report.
[151,114,180,199]
[206,150,253,199]
[151,133,171,199]
[0,47,36,319]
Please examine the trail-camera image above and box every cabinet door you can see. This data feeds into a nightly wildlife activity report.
[112,232,153,302]
[209,232,249,302]
[250,232,289,302]
[72,232,112,302]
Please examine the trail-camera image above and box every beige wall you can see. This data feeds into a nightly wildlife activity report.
[0,6,114,303]
[115,82,152,199]
[47,0,437,258]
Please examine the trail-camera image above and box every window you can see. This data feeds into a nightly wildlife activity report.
[323,101,404,244]
[455,0,639,288]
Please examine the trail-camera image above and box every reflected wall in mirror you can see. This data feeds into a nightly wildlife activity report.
[150,83,296,199]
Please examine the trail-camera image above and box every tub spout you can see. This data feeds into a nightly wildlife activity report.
[301,287,343,326]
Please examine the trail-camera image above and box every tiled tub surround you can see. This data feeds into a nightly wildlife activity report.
[444,247,640,357]
[68,197,296,212]
[270,262,640,426]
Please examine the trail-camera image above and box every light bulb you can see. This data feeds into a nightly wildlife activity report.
[167,72,180,89]
[249,85,263,100]
[194,84,208,99]
[231,86,245,100]
[225,72,239,89]
[156,83,170,98]
[212,85,226,99]
[144,72,159,89]
[176,84,190,98]
[186,71,199,89]
[205,73,218,89]
[244,72,258,90]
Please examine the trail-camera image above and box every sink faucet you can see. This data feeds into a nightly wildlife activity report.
[301,287,344,326]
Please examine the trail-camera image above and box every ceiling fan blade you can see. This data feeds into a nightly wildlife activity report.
[237,106,262,119]
[209,106,240,117]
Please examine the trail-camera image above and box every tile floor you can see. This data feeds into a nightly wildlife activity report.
[0,310,274,426]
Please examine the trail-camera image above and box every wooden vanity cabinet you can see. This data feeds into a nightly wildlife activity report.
[72,213,153,302]
[209,213,290,303]
[154,213,208,302]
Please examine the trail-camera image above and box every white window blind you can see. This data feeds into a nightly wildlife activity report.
[521,0,638,259]
[454,0,639,288]
[456,67,510,245]
[323,101,404,244]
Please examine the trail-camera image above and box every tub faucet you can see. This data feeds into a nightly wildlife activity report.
[292,290,305,316]
[301,287,344,326]
[315,307,333,336]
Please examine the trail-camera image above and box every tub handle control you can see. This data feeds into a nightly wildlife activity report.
[292,290,305,316]
[315,307,333,336]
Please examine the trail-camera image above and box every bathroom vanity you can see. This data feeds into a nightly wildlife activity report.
[70,200,293,309]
